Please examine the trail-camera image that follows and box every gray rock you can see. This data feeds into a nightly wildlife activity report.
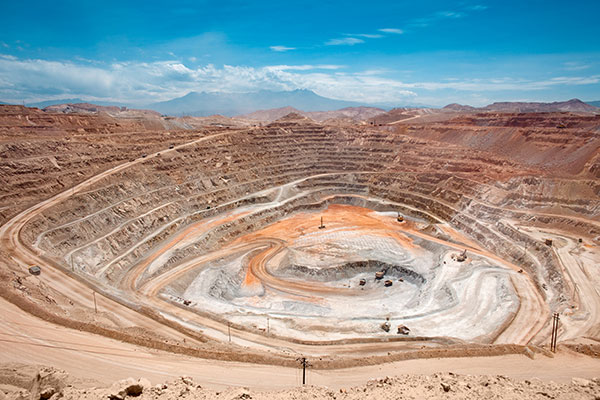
[108,378,149,399]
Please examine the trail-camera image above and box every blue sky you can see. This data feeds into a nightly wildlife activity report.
[0,0,598,106]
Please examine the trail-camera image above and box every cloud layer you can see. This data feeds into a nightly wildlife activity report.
[0,55,417,104]
[0,54,598,106]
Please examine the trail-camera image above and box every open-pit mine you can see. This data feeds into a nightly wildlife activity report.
[1,105,599,377]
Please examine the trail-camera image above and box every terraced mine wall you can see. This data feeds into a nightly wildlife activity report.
[0,105,214,225]
[2,108,599,349]
[16,118,593,300]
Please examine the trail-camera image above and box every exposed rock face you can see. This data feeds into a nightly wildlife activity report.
[0,364,72,400]
[1,106,599,363]
[241,106,387,123]
[441,103,477,112]
[483,99,599,113]
[441,99,600,113]
[108,378,151,399]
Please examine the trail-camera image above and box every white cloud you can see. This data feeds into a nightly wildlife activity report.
[347,33,384,39]
[0,56,415,104]
[397,75,600,91]
[436,11,465,18]
[270,45,296,52]
[265,65,345,71]
[378,28,404,34]
[325,37,364,46]
[563,62,591,71]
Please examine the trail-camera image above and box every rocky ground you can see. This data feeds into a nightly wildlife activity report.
[1,363,599,400]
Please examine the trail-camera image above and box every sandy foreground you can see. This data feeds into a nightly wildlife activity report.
[1,362,600,400]
[2,295,600,399]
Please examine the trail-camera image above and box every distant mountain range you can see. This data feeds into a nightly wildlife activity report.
[146,89,386,116]
[25,98,128,109]
[443,99,599,113]
[2,95,598,116]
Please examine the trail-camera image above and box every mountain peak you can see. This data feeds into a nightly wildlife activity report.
[267,112,316,127]
[148,90,369,117]
[442,103,476,112]
[277,112,311,121]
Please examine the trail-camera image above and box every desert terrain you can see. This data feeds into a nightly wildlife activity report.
[0,103,599,399]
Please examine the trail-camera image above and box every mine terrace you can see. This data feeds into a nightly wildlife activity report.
[0,104,599,369]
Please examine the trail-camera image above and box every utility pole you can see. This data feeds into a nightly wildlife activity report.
[550,312,560,352]
[319,217,325,229]
[296,357,311,385]
[550,313,556,352]
[93,291,97,314]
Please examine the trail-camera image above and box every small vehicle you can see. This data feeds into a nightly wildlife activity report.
[397,325,410,335]
[28,265,41,275]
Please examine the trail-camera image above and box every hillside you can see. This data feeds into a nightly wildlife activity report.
[240,106,386,122]
[27,98,128,109]
[441,99,600,113]
[484,99,599,113]
[148,89,369,116]
[367,107,436,124]
[43,103,162,118]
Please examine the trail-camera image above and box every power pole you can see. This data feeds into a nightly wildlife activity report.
[93,291,97,313]
[550,312,560,352]
[296,357,311,385]
[550,313,556,352]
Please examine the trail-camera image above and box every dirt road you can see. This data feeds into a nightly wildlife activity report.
[1,297,599,390]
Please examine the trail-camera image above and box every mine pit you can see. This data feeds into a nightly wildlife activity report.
[2,108,599,368]
[125,203,519,343]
